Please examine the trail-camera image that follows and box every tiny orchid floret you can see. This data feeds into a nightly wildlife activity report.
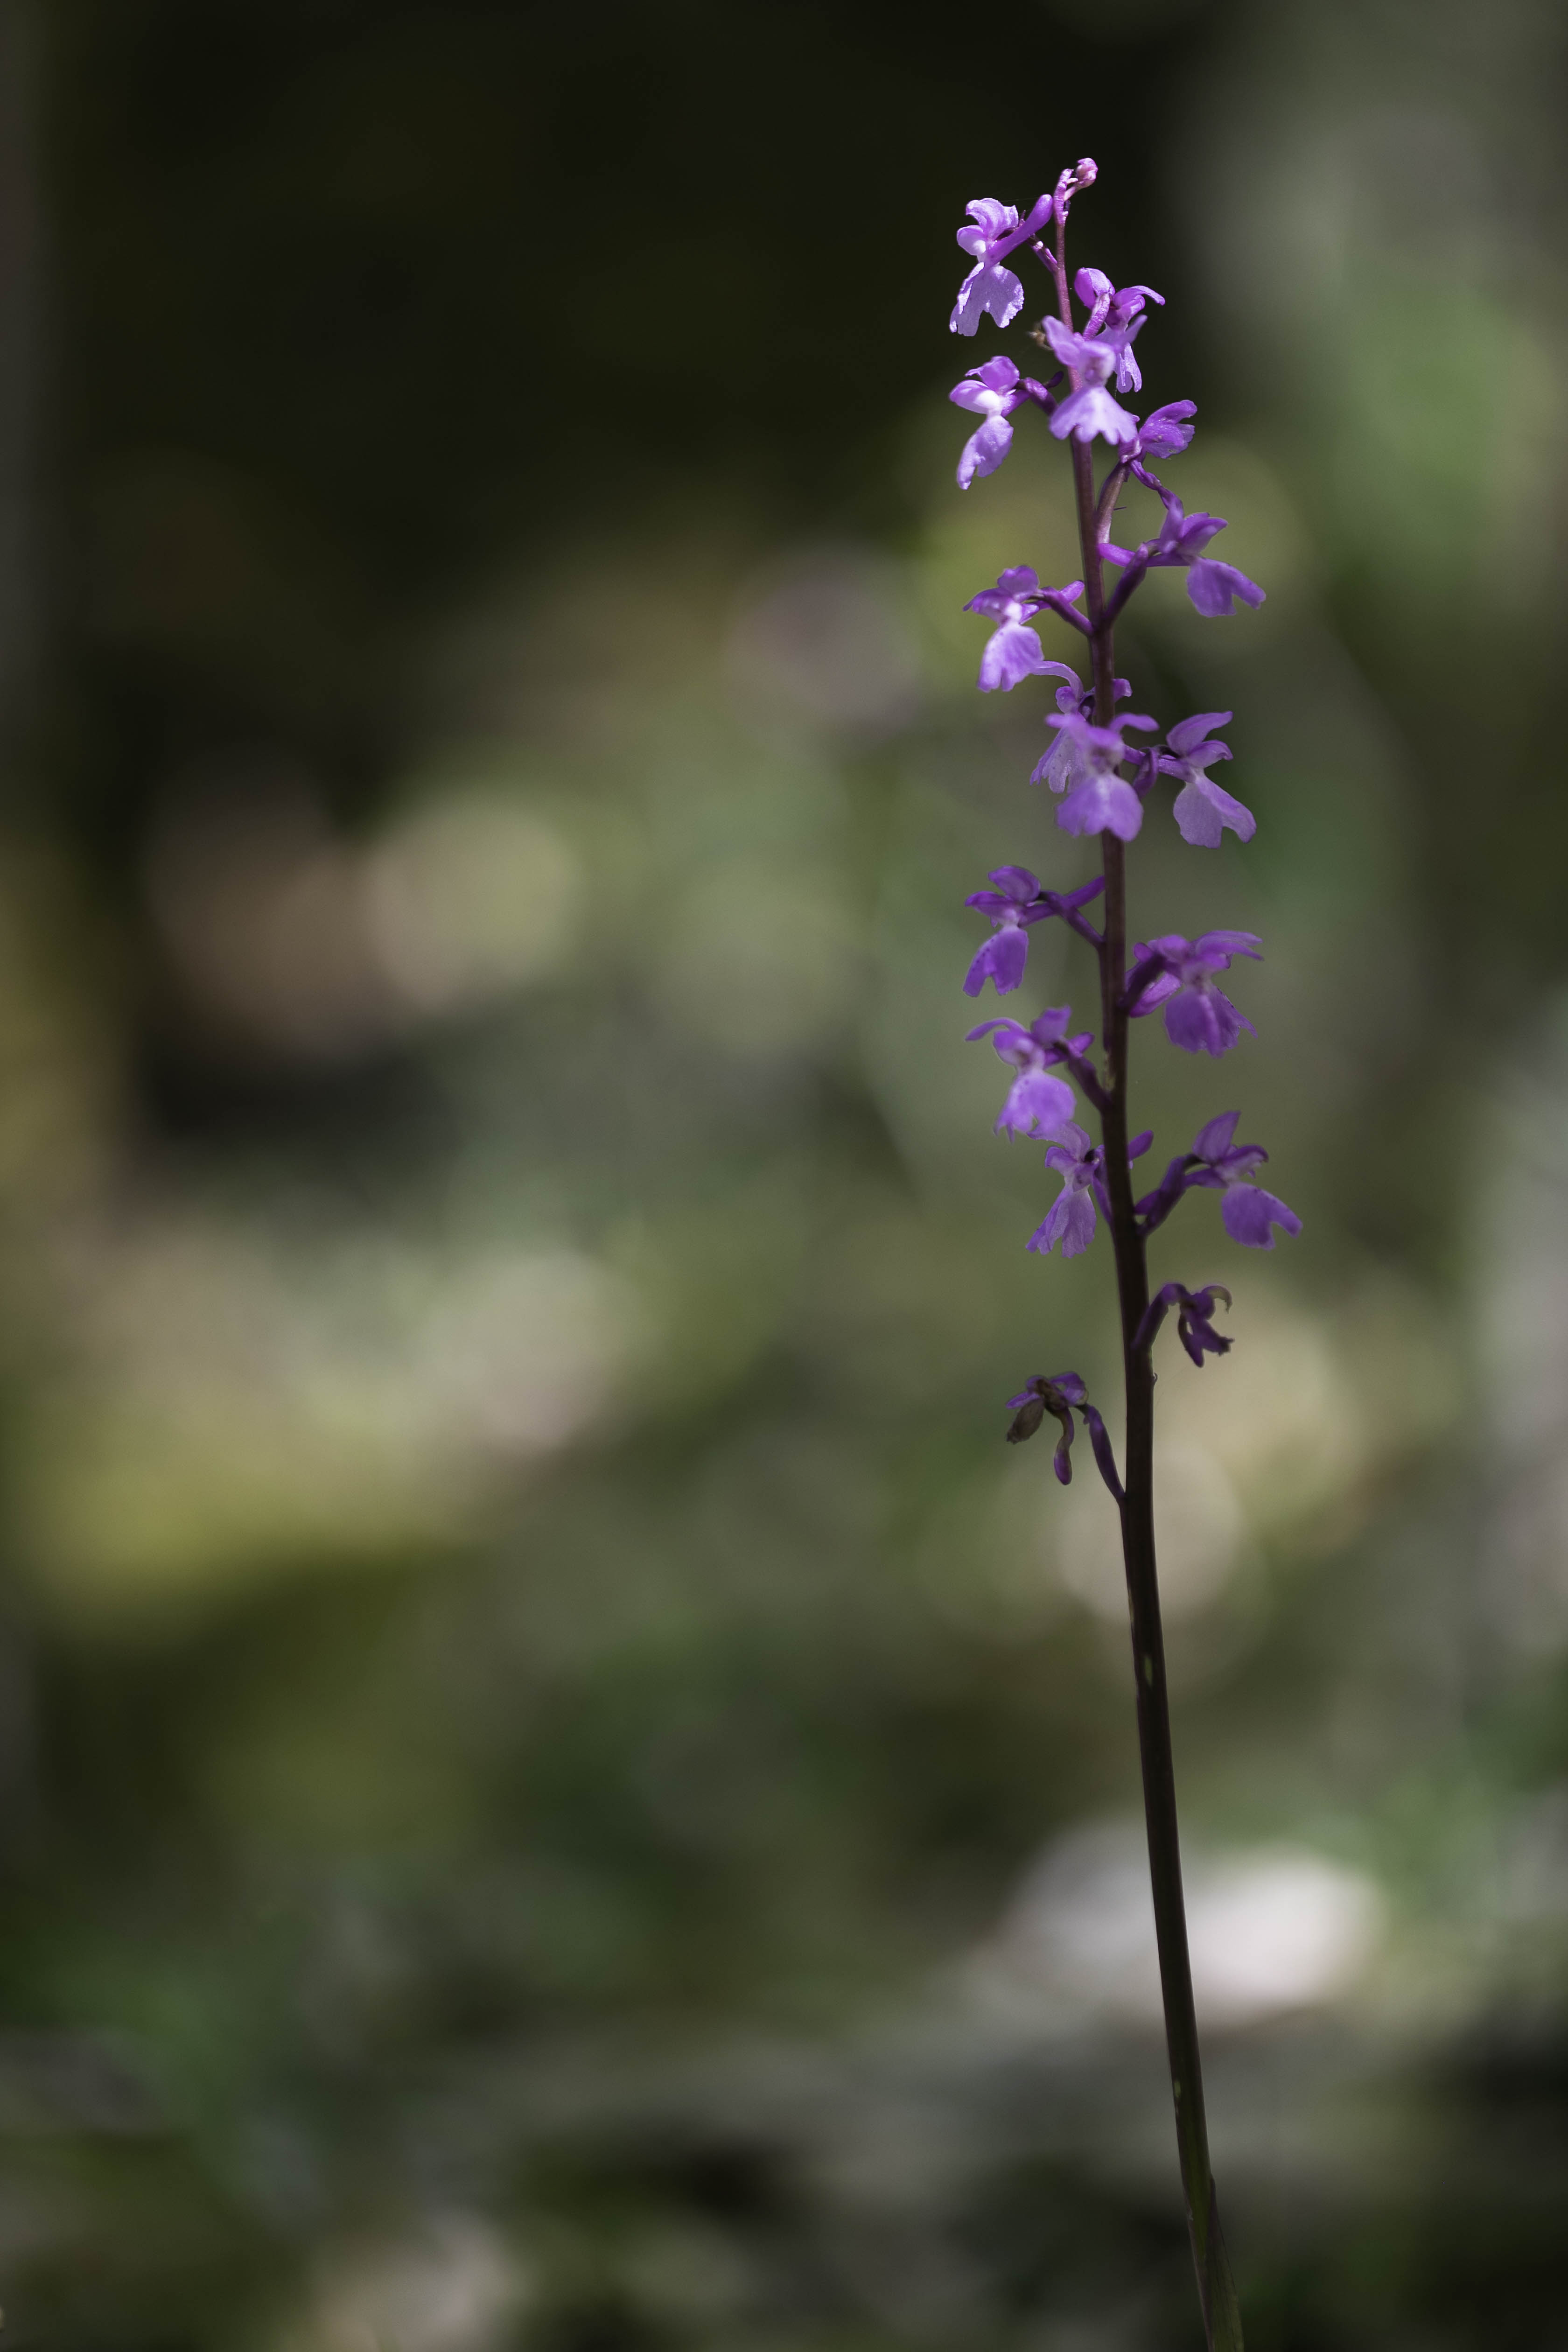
[1158,713,1256,846]
[951,195,1053,336]
[1135,1282,1233,1366]
[962,868,1105,997]
[1126,931,1262,1056]
[1123,400,1197,494]
[1047,711,1158,840]
[1073,269,1164,391]
[1040,316,1140,445]
[1028,1122,1106,1258]
[964,566,1050,690]
[938,166,1293,2341]
[966,1006,1089,1135]
[1005,1371,1123,1498]
[1111,497,1267,617]
[950,355,1049,487]
[965,569,1090,687]
[1187,1111,1302,1247]
[1031,669,1132,790]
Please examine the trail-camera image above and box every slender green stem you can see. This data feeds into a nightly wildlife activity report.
[1051,207,1245,2352]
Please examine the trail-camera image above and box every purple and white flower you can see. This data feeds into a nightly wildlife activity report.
[1045,710,1158,840]
[1187,1112,1302,1247]
[1127,931,1262,1056]
[950,195,1052,336]
[966,1005,1089,1136]
[1029,668,1134,791]
[1158,714,1256,846]
[965,568,1087,689]
[1039,317,1140,446]
[949,355,1047,487]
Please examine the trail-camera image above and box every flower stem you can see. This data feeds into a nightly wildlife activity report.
[1055,212,1245,2352]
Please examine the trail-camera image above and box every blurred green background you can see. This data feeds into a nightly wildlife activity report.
[0,0,1565,2344]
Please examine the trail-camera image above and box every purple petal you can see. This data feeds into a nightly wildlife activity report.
[1193,930,1263,962]
[1173,777,1256,847]
[998,1068,1075,1136]
[1164,710,1232,759]
[964,927,1028,999]
[1052,1415,1075,1484]
[1027,1186,1097,1259]
[1128,969,1181,1015]
[1057,773,1144,841]
[1220,1186,1301,1248]
[951,261,1026,336]
[1138,400,1196,458]
[1163,985,1254,1057]
[957,413,1015,488]
[978,621,1050,693]
[988,864,1040,900]
[1082,1404,1124,1502]
[1186,559,1266,617]
[1193,1111,1240,1161]
[1050,385,1140,447]
[974,354,1021,392]
[1029,1008,1076,1048]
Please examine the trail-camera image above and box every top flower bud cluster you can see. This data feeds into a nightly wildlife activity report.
[947,196,1263,618]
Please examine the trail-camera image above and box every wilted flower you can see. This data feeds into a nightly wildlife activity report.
[1135,1281,1233,1366]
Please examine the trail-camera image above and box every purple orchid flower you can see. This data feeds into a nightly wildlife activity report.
[1107,498,1266,617]
[1029,668,1133,791]
[962,867,1106,998]
[950,195,1053,336]
[1027,1122,1107,1258]
[1157,714,1256,847]
[1135,1281,1233,1367]
[1073,268,1164,392]
[1124,400,1197,494]
[1005,1370,1123,1498]
[949,356,1049,487]
[1188,1112,1302,1247]
[1126,931,1261,1056]
[1045,710,1158,840]
[965,566,1050,690]
[1039,316,1140,446]
[966,1005,1090,1136]
[964,568,1087,688]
